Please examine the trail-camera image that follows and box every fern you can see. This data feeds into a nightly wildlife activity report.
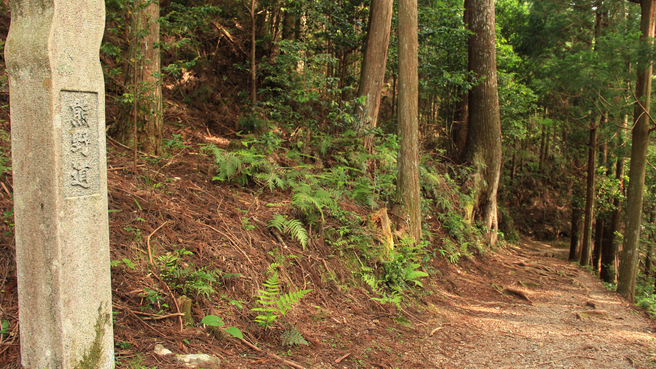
[291,184,336,222]
[402,264,429,287]
[281,327,309,346]
[371,291,402,310]
[268,215,309,249]
[251,264,312,327]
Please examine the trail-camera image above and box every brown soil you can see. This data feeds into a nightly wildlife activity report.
[0,120,654,369]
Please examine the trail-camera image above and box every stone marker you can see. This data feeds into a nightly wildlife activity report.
[5,0,114,367]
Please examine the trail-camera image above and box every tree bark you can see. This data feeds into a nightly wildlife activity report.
[580,124,597,266]
[356,0,393,137]
[395,0,421,242]
[570,205,583,261]
[593,219,604,273]
[592,140,608,272]
[114,0,163,155]
[617,0,655,302]
[250,0,257,107]
[463,0,502,245]
[601,117,626,283]
[538,127,546,173]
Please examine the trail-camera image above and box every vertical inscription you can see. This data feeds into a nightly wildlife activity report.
[62,91,99,198]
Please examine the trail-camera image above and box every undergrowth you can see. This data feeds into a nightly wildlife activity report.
[201,125,487,311]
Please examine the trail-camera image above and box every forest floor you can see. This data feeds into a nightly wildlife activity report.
[0,121,655,368]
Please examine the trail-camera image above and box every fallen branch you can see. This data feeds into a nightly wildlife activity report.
[503,287,531,302]
[134,311,185,320]
[146,221,168,265]
[429,323,453,337]
[153,273,184,331]
[575,310,610,320]
[335,353,351,363]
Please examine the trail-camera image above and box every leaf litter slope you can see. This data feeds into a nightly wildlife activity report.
[0,123,654,368]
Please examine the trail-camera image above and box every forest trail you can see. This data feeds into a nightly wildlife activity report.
[413,238,656,369]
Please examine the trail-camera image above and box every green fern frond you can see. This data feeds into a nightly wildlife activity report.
[291,184,337,222]
[281,327,309,346]
[278,289,312,315]
[251,263,311,327]
[268,215,309,249]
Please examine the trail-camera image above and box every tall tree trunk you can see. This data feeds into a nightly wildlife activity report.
[601,116,627,283]
[593,219,604,273]
[282,8,295,40]
[538,127,546,173]
[395,0,421,242]
[463,0,502,245]
[592,141,608,272]
[570,205,583,261]
[580,124,597,266]
[618,0,655,302]
[543,123,551,171]
[250,0,257,107]
[356,0,393,140]
[391,73,397,117]
[115,0,163,155]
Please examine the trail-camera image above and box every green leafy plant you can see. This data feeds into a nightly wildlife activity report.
[201,315,244,339]
[281,326,309,346]
[110,258,135,269]
[251,263,312,327]
[138,287,168,313]
[291,184,336,223]
[157,248,223,297]
[267,214,309,249]
[0,319,8,336]
[241,216,256,231]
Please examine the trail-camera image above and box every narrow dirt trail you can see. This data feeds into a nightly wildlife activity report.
[416,238,656,369]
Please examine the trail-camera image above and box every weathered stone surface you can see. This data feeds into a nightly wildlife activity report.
[5,0,113,367]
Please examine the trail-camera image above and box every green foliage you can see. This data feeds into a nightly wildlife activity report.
[201,315,244,339]
[291,184,337,223]
[157,248,225,297]
[201,315,224,327]
[267,214,309,249]
[0,319,8,336]
[281,327,309,346]
[0,130,11,178]
[203,143,289,191]
[110,258,136,269]
[251,264,312,327]
[138,287,167,313]
[382,243,429,292]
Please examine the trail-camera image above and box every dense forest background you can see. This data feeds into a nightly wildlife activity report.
[4,0,656,366]
[94,0,656,298]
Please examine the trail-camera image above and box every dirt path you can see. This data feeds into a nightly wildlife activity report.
[416,238,656,369]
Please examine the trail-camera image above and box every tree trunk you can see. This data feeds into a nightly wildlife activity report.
[282,8,295,40]
[538,128,546,173]
[570,205,583,261]
[580,124,597,266]
[592,140,608,272]
[395,0,421,242]
[356,0,394,138]
[601,116,626,283]
[463,0,502,245]
[250,0,257,107]
[617,0,655,302]
[593,219,604,273]
[391,73,397,117]
[114,0,163,155]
